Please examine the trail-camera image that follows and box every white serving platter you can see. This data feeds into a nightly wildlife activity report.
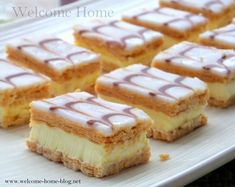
[0,0,235,186]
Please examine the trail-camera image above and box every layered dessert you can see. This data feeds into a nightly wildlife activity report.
[27,92,151,177]
[152,42,235,107]
[0,58,50,128]
[95,64,208,142]
[159,0,235,29]
[6,36,101,96]
[200,22,235,49]
[123,7,208,49]
[73,20,163,71]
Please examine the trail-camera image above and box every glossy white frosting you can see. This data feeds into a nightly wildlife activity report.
[123,7,207,34]
[200,23,235,47]
[74,20,163,52]
[97,64,207,103]
[0,58,48,91]
[153,42,235,78]
[160,0,234,15]
[7,36,100,73]
[31,92,150,136]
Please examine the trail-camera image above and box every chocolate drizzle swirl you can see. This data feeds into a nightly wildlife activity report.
[208,24,235,40]
[204,0,224,11]
[0,58,45,88]
[77,20,150,49]
[106,66,193,100]
[39,38,62,47]
[16,38,93,66]
[17,44,39,51]
[170,0,226,13]
[66,51,91,62]
[165,43,233,75]
[132,7,196,28]
[44,94,137,129]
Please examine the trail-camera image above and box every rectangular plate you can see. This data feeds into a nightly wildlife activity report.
[0,0,235,186]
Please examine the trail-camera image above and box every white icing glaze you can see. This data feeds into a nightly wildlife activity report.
[153,42,235,78]
[97,64,207,103]
[0,58,48,91]
[200,23,235,47]
[123,7,208,35]
[161,0,234,15]
[7,36,100,73]
[31,92,150,136]
[74,20,163,52]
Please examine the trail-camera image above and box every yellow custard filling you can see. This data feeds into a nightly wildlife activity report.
[98,94,205,132]
[29,122,149,167]
[100,47,161,67]
[0,102,30,127]
[207,80,235,101]
[50,70,100,96]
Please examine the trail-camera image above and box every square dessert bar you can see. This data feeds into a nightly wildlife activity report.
[152,42,235,107]
[95,64,208,142]
[159,0,235,29]
[122,7,208,49]
[73,20,163,71]
[200,22,235,49]
[6,36,101,96]
[27,92,151,177]
[0,58,50,128]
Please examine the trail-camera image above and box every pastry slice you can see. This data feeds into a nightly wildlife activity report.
[200,22,235,49]
[27,91,151,177]
[159,0,235,29]
[6,36,101,96]
[123,7,208,49]
[152,41,235,107]
[95,64,208,142]
[73,20,163,71]
[0,58,50,128]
